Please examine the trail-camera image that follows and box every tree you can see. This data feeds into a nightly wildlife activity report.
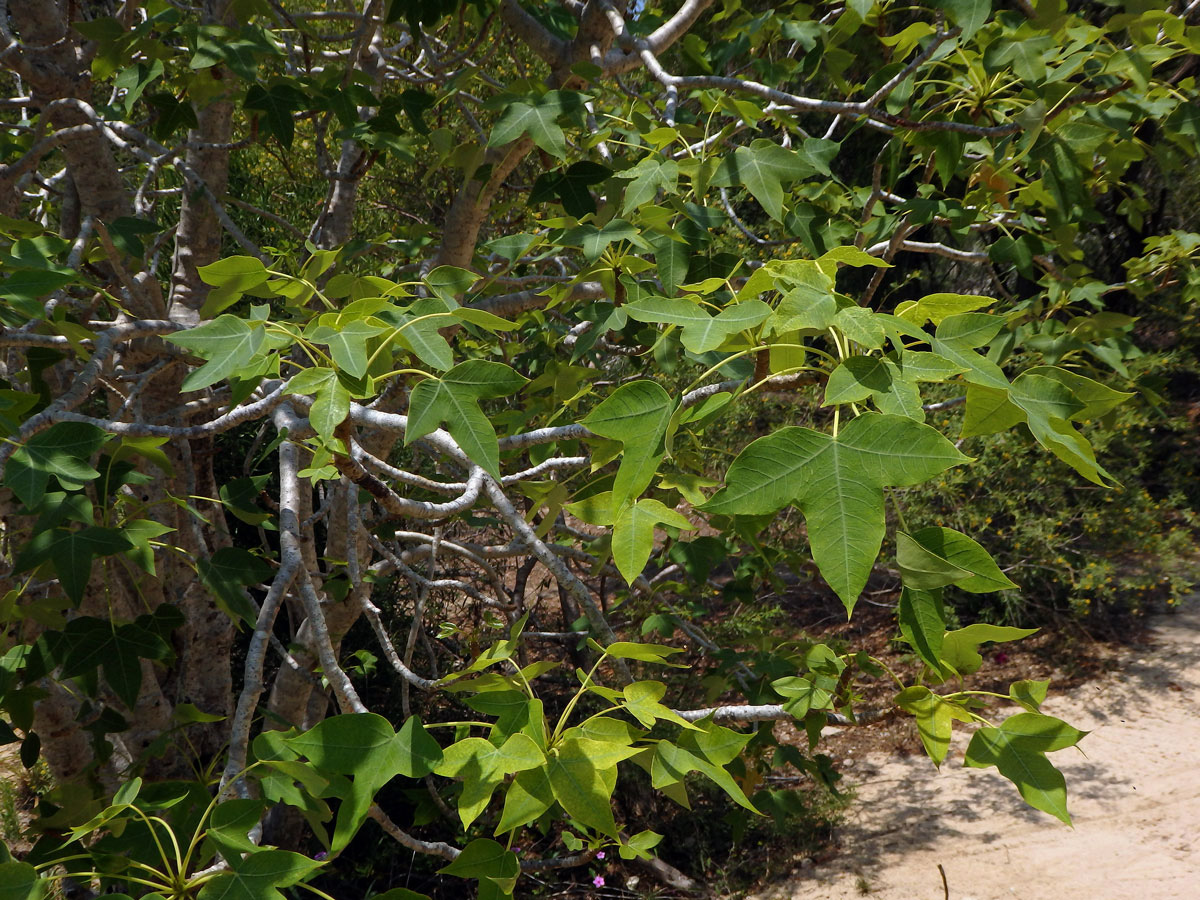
[0,0,1196,896]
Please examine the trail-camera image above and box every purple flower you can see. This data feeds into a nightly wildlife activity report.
[592,875,605,888]
[313,851,328,861]
[595,851,605,860]
[512,846,522,854]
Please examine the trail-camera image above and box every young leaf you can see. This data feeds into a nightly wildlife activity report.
[896,292,994,326]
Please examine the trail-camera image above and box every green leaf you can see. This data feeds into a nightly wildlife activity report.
[823,354,939,420]
[618,829,663,860]
[439,838,519,882]
[582,381,675,507]
[394,313,453,371]
[314,320,387,379]
[14,527,134,606]
[197,850,321,900]
[55,615,170,706]
[406,361,528,479]
[0,862,46,900]
[988,712,1087,753]
[497,766,555,834]
[939,624,1038,678]
[771,675,834,717]
[489,91,584,158]
[544,161,612,217]
[929,313,1009,390]
[938,0,991,39]
[1009,373,1114,485]
[106,216,162,258]
[207,799,269,854]
[687,723,752,766]
[284,713,426,850]
[897,587,946,670]
[547,736,639,837]
[244,83,305,149]
[1010,679,1050,713]
[451,308,515,332]
[1022,366,1132,421]
[0,268,75,319]
[618,157,679,213]
[285,367,350,441]
[121,519,175,576]
[168,315,266,392]
[895,685,953,766]
[600,642,686,664]
[619,680,694,729]
[714,140,815,221]
[646,231,688,296]
[611,498,695,583]
[433,733,544,828]
[286,713,399,774]
[896,293,994,326]
[5,422,108,507]
[964,721,1076,823]
[395,716,443,778]
[198,547,272,626]
[962,372,1116,485]
[651,741,759,814]
[626,297,771,354]
[425,266,480,303]
[960,383,1024,437]
[899,527,1017,593]
[832,306,887,349]
[702,414,969,611]
[197,256,271,317]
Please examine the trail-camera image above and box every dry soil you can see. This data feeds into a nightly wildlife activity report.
[751,603,1200,900]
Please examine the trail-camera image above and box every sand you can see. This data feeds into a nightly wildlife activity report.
[751,604,1200,900]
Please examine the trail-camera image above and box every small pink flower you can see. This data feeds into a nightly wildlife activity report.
[595,851,606,860]
[592,875,605,888]
[995,651,1010,664]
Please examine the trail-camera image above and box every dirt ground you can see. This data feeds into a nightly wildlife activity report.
[748,601,1200,900]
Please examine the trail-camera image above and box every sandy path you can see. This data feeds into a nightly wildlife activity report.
[751,604,1200,900]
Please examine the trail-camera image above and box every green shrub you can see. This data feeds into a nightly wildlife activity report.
[902,356,1200,627]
